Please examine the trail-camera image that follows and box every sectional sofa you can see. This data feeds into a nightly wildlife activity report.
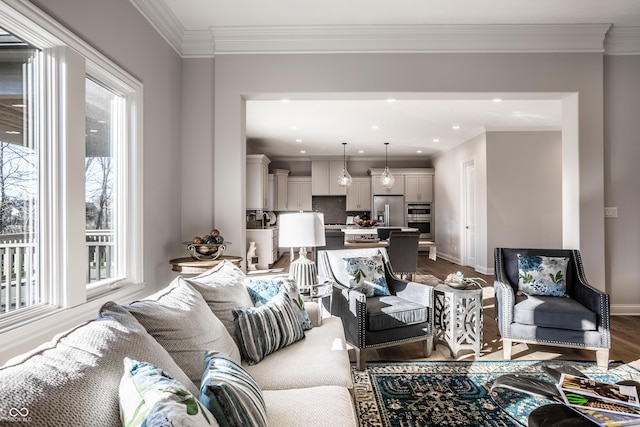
[0,261,357,426]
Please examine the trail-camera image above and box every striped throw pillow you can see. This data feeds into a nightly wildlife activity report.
[199,352,267,427]
[232,291,305,365]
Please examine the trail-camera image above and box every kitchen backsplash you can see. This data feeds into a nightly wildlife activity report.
[312,196,368,224]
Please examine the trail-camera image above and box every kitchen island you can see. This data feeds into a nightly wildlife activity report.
[337,226,437,261]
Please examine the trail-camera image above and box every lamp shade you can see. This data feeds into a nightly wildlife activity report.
[278,212,326,248]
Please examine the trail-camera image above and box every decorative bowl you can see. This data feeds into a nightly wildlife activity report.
[444,280,471,289]
[183,242,228,260]
[355,218,377,228]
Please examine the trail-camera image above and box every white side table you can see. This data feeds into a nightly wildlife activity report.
[301,282,333,323]
[434,283,483,357]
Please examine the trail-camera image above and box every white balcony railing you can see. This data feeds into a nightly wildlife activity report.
[0,231,113,313]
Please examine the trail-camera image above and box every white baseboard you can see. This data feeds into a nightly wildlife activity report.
[611,304,640,316]
[436,252,494,276]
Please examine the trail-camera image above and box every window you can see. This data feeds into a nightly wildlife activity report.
[0,2,143,329]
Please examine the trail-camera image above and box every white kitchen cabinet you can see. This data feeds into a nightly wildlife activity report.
[246,228,279,270]
[312,159,347,195]
[286,177,312,211]
[346,177,372,211]
[271,169,290,211]
[371,172,405,195]
[405,173,433,203]
[246,154,270,210]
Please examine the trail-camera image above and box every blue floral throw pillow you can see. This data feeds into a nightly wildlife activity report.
[517,254,569,297]
[246,277,312,330]
[343,255,391,297]
[119,357,215,427]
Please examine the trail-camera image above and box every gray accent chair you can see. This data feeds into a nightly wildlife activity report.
[494,248,611,369]
[376,227,402,241]
[318,247,434,370]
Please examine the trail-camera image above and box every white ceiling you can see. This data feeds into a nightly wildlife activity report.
[246,96,563,159]
[163,0,640,29]
[131,0,640,159]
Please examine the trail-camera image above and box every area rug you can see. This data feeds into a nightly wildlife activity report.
[352,360,640,427]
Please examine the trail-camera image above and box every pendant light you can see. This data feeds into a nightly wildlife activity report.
[380,142,395,189]
[337,142,352,188]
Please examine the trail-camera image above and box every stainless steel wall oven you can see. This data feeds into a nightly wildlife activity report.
[406,203,432,239]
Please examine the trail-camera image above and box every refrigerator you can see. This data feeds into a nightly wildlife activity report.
[373,195,405,227]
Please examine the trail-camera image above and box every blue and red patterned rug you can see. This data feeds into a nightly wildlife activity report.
[352,359,640,427]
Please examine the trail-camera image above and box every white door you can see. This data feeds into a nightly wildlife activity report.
[463,159,477,268]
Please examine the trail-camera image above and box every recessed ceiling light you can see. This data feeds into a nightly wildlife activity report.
[386,98,396,103]
[417,150,423,153]
[290,125,298,130]
[295,138,302,143]
[493,98,503,103]
[300,150,306,154]
[433,138,440,143]
[452,125,461,130]
[89,129,98,133]
[358,150,364,154]
[281,98,290,103]
[371,125,380,130]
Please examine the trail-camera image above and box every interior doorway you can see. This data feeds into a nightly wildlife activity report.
[462,158,477,268]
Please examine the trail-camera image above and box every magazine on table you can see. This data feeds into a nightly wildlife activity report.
[556,373,640,425]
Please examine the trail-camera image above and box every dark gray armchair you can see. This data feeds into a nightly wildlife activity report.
[494,248,610,368]
[318,247,433,370]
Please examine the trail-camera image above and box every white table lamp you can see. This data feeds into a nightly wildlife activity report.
[278,212,326,291]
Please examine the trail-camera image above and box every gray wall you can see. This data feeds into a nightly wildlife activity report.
[486,131,563,254]
[432,133,488,268]
[604,55,640,311]
[32,0,184,289]
[202,52,605,290]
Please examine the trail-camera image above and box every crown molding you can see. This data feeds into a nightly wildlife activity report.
[128,2,616,58]
[210,24,611,56]
[129,0,185,55]
[605,26,640,55]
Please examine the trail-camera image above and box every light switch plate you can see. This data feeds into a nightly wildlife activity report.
[604,207,618,218]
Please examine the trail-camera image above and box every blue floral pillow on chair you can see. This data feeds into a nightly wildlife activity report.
[517,254,569,297]
[343,255,391,297]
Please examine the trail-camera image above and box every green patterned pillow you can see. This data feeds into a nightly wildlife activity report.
[232,291,305,365]
[343,255,391,297]
[246,277,312,330]
[199,352,267,427]
[517,254,569,297]
[119,357,216,427]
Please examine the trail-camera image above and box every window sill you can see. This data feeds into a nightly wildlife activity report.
[0,281,145,365]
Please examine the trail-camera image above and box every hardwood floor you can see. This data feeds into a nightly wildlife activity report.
[274,251,640,369]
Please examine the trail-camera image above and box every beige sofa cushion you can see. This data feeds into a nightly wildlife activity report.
[263,386,356,426]
[0,302,196,427]
[243,316,352,390]
[126,277,241,387]
[186,260,254,343]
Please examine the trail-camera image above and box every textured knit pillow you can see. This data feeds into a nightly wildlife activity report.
[186,261,254,343]
[343,255,391,297]
[119,357,217,427]
[125,277,241,388]
[199,352,267,427]
[246,277,312,330]
[0,302,198,427]
[232,291,305,365]
[517,254,569,297]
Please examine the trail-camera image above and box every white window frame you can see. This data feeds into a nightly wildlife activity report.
[0,0,144,350]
